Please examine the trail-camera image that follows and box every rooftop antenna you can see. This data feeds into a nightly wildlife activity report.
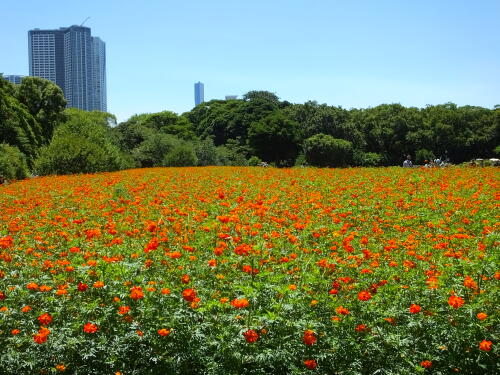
[80,17,90,26]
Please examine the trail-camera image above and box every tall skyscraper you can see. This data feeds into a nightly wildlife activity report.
[194,81,204,106]
[28,25,106,111]
[92,37,107,112]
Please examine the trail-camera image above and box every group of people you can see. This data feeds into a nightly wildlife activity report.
[402,155,450,168]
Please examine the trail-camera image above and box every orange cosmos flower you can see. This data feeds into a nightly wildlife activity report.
[21,305,32,313]
[26,282,39,290]
[93,281,104,288]
[420,360,432,368]
[479,340,492,352]
[83,322,98,334]
[130,286,144,300]
[33,333,48,344]
[55,364,66,372]
[77,282,88,292]
[358,291,372,301]
[409,304,422,314]
[303,330,317,346]
[304,359,317,370]
[476,312,488,321]
[243,329,259,343]
[448,295,465,309]
[161,288,171,295]
[11,329,20,335]
[118,306,130,315]
[289,284,297,291]
[336,306,350,315]
[182,288,197,302]
[355,324,369,332]
[231,298,249,309]
[37,313,53,325]
[158,328,171,336]
[463,276,478,289]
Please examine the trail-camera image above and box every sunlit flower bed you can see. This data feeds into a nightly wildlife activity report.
[0,167,498,374]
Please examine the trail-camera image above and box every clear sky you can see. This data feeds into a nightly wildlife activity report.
[2,0,499,122]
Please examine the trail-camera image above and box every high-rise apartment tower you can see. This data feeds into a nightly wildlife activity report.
[194,81,204,106]
[28,25,106,111]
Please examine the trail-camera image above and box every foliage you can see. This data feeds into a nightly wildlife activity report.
[34,109,127,175]
[248,112,301,166]
[304,133,353,167]
[163,144,199,167]
[0,143,29,180]
[0,78,42,162]
[0,167,498,374]
[16,76,66,142]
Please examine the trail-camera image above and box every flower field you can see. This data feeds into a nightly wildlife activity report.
[0,166,498,374]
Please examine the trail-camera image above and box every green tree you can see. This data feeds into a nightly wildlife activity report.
[34,109,129,175]
[0,143,29,180]
[16,76,66,142]
[0,77,42,163]
[303,133,353,167]
[248,111,301,166]
[163,144,199,167]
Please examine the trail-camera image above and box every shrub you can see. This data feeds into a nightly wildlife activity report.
[0,143,29,180]
[34,135,122,175]
[304,133,353,167]
[163,144,199,167]
[248,156,263,166]
[353,150,383,167]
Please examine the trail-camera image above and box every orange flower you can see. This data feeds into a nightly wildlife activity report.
[37,313,53,325]
[409,304,422,314]
[463,276,478,289]
[33,333,48,344]
[55,364,66,371]
[355,324,369,332]
[83,322,98,334]
[77,282,88,292]
[11,329,20,335]
[93,281,104,288]
[231,298,249,309]
[161,288,171,295]
[243,329,259,343]
[21,305,32,313]
[26,282,39,290]
[448,295,465,309]
[420,360,432,368]
[303,329,317,346]
[181,274,190,284]
[335,306,350,315]
[130,286,144,300]
[358,291,372,301]
[289,284,297,291]
[304,359,317,370]
[476,312,488,321]
[182,288,197,302]
[479,340,492,352]
[158,328,171,336]
[118,306,131,315]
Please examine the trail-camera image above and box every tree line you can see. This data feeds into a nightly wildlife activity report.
[1,75,499,179]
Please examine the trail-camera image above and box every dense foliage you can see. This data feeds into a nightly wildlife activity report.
[1,75,499,177]
[0,166,498,374]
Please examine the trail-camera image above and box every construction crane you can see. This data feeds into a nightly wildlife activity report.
[80,17,90,27]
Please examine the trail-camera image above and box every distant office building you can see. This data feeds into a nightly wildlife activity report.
[28,25,106,111]
[194,81,204,106]
[3,75,25,84]
[225,95,237,100]
[92,37,107,112]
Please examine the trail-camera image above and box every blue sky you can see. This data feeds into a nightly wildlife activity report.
[2,0,499,122]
